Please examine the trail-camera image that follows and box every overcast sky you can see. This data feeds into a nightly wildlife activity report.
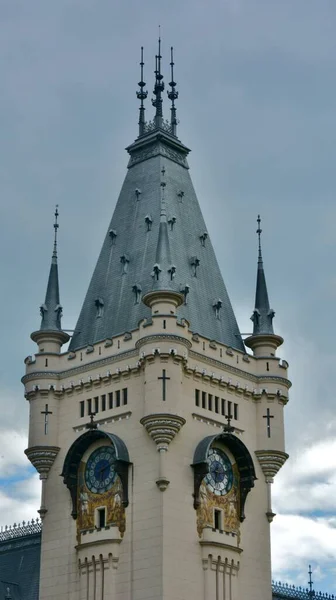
[1,0,336,593]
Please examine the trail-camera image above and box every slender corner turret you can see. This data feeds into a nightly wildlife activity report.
[142,165,183,314]
[245,215,283,357]
[31,206,70,353]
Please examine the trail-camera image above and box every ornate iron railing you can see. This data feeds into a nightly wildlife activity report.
[272,581,335,599]
[0,519,42,542]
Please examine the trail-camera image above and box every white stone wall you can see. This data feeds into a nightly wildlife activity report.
[24,306,289,600]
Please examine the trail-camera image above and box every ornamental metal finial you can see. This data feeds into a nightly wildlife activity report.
[137,46,148,136]
[152,32,164,128]
[257,214,263,264]
[223,411,234,433]
[308,565,314,598]
[86,412,97,430]
[53,205,59,261]
[167,46,178,136]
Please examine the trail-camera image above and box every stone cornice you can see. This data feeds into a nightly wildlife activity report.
[73,411,132,433]
[136,334,192,350]
[22,349,139,385]
[192,413,244,434]
[188,350,291,389]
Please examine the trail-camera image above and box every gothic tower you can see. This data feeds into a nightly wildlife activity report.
[23,42,290,600]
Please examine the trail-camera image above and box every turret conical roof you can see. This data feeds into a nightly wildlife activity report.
[39,206,64,332]
[251,216,275,335]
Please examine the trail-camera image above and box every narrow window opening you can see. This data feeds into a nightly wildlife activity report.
[97,508,106,529]
[266,362,269,371]
[234,403,238,420]
[220,349,222,358]
[214,396,219,414]
[108,392,113,409]
[45,358,48,367]
[214,509,221,531]
[208,394,213,411]
[87,398,92,415]
[116,390,121,408]
[195,389,200,407]
[80,352,83,362]
[101,395,106,411]
[163,320,166,329]
[118,340,120,349]
[94,397,99,413]
[227,400,232,419]
[221,398,225,416]
[202,391,206,409]
[99,346,102,356]
[80,401,85,418]
[122,388,128,405]
[202,342,205,351]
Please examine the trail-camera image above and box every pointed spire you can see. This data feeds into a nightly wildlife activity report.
[152,34,164,129]
[152,165,176,290]
[251,215,275,335]
[39,205,63,331]
[137,46,148,137]
[167,47,178,136]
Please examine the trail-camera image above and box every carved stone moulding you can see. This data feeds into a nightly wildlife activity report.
[255,450,289,482]
[25,446,60,475]
[140,413,186,449]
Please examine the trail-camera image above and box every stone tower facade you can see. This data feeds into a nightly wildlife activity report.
[23,43,290,600]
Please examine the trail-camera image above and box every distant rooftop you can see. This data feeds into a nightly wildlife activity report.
[0,519,41,600]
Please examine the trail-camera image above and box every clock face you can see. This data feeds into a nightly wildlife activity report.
[204,448,233,496]
[85,445,117,494]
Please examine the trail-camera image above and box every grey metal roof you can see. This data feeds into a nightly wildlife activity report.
[0,525,41,600]
[70,128,244,352]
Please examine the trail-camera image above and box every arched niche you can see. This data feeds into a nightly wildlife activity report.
[61,429,131,519]
[191,433,256,521]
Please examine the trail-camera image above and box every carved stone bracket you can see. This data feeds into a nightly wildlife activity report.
[255,450,289,483]
[25,446,60,518]
[140,413,186,491]
[25,445,60,476]
[255,450,288,523]
[140,413,186,451]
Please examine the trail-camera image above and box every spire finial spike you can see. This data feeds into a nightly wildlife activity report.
[137,46,148,136]
[257,214,262,263]
[168,46,178,136]
[160,165,167,220]
[152,32,164,128]
[53,204,59,261]
[308,565,313,596]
